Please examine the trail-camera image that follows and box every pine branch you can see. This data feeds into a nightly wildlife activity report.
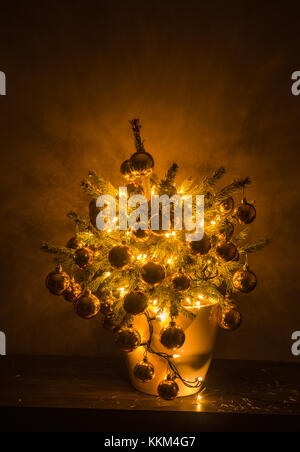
[239,238,270,254]
[41,242,73,256]
[81,171,117,198]
[130,118,145,153]
[215,177,251,201]
[204,166,226,188]
[190,167,226,196]
[234,227,250,242]
[159,163,179,195]
[67,211,90,230]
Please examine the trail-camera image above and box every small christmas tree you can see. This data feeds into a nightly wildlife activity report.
[42,119,269,400]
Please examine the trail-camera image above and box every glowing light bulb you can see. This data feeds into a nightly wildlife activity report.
[153,299,158,306]
[211,220,216,225]
[165,233,170,238]
[197,395,202,401]
[197,377,203,381]
[198,294,204,299]
[172,354,180,359]
[158,311,168,323]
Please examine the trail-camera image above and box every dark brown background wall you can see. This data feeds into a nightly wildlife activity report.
[0,0,299,362]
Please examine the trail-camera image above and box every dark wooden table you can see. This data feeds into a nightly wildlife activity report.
[0,356,299,432]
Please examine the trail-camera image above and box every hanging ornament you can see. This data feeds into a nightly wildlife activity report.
[120,159,136,181]
[66,236,82,249]
[102,314,120,332]
[63,278,82,302]
[75,290,100,319]
[188,233,211,255]
[158,378,179,400]
[108,244,132,269]
[129,119,154,177]
[115,326,141,352]
[132,227,150,242]
[126,183,144,197]
[75,246,94,268]
[219,221,234,240]
[215,240,237,262]
[141,261,165,286]
[130,151,154,177]
[45,265,70,295]
[160,321,185,350]
[232,265,257,293]
[236,198,256,224]
[133,358,155,382]
[172,272,190,291]
[218,197,234,215]
[217,305,242,331]
[123,291,148,315]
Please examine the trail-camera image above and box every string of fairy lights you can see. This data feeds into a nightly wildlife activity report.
[42,118,269,400]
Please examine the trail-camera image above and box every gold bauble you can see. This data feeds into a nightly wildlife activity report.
[108,245,132,269]
[99,299,114,315]
[74,247,94,269]
[120,159,136,181]
[133,359,155,382]
[45,265,70,296]
[188,233,211,255]
[141,261,165,286]
[115,326,141,352]
[160,321,185,350]
[232,266,257,293]
[63,279,82,302]
[75,290,100,319]
[217,306,242,331]
[236,199,256,224]
[157,378,179,400]
[102,315,120,332]
[215,240,237,262]
[218,197,234,215]
[172,273,190,291]
[132,227,150,242]
[130,151,154,177]
[123,291,148,315]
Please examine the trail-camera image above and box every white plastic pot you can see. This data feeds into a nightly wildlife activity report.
[124,300,219,397]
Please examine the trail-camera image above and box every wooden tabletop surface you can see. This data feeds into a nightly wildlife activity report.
[0,355,299,431]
